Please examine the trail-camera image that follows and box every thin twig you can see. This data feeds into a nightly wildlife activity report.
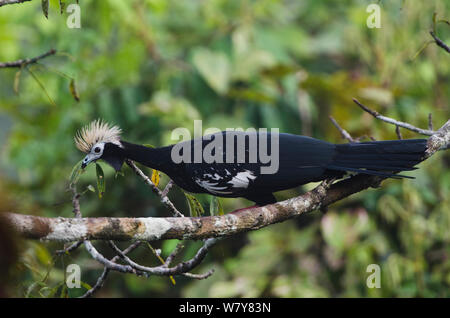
[126,160,184,217]
[84,241,138,274]
[69,185,145,293]
[165,242,185,267]
[430,31,450,53]
[107,237,219,276]
[328,116,356,143]
[161,180,174,198]
[163,241,214,279]
[55,241,83,255]
[395,125,403,140]
[183,269,215,280]
[110,240,213,280]
[353,98,436,136]
[0,0,32,7]
[70,184,81,218]
[79,241,142,298]
[0,49,56,68]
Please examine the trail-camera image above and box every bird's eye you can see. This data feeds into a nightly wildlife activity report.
[94,147,101,153]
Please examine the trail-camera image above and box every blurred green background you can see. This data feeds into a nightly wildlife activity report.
[0,0,449,297]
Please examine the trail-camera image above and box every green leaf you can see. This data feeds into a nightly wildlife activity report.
[145,243,176,285]
[217,197,224,215]
[209,196,223,216]
[14,68,22,94]
[59,0,65,14]
[46,282,64,298]
[41,0,49,19]
[39,286,53,298]
[151,169,160,187]
[27,67,57,107]
[115,170,125,178]
[25,281,47,298]
[35,244,52,266]
[143,143,155,148]
[80,281,92,291]
[87,185,96,193]
[69,79,80,102]
[69,160,84,185]
[60,284,68,298]
[184,192,205,217]
[96,163,105,199]
[192,48,230,95]
[411,40,433,61]
[432,12,437,33]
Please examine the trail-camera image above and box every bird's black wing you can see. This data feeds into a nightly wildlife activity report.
[181,131,336,199]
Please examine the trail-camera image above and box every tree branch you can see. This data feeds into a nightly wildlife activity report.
[430,31,450,54]
[0,49,56,68]
[353,98,436,136]
[328,116,356,143]
[0,179,316,241]
[126,160,184,217]
[106,237,218,276]
[79,241,142,298]
[0,0,32,7]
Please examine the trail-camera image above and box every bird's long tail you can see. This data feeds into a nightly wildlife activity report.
[328,139,427,179]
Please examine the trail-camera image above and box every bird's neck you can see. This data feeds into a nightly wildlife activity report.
[121,141,173,171]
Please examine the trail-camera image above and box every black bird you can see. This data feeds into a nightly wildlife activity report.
[75,120,427,206]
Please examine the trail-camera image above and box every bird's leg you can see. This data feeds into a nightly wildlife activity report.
[229,193,277,214]
[317,178,335,214]
[229,205,259,215]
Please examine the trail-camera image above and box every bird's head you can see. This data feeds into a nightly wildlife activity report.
[75,120,125,171]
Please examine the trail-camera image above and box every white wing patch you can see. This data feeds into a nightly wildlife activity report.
[194,169,257,194]
[229,170,257,188]
[194,179,233,194]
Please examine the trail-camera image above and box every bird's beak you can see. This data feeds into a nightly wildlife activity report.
[81,154,97,169]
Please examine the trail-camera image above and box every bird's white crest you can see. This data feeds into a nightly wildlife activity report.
[74,119,122,153]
